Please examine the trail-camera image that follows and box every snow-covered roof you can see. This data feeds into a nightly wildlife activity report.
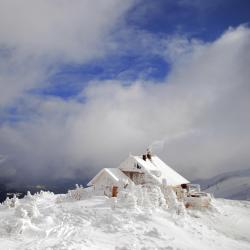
[87,168,132,186]
[119,155,189,186]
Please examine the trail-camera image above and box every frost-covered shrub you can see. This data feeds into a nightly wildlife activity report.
[117,190,137,209]
[163,186,178,209]
[15,207,28,218]
[4,194,19,208]
[117,184,138,209]
[116,184,166,210]
[15,203,40,218]
[57,184,93,202]
[163,186,186,215]
[142,184,166,208]
[140,186,152,208]
[34,190,54,198]
[26,191,33,199]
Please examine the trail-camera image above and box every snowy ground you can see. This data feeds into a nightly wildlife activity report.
[0,188,250,250]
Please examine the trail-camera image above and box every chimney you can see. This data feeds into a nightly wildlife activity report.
[146,148,152,160]
[142,154,147,161]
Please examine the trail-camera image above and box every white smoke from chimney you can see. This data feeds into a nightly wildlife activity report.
[149,129,198,153]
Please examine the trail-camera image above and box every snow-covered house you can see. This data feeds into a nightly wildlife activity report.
[118,153,189,186]
[87,150,211,207]
[88,150,188,195]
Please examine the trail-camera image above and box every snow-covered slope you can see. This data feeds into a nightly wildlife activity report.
[205,176,250,200]
[0,187,250,250]
[194,168,250,200]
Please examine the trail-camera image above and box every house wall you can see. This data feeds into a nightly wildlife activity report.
[119,157,144,173]
[122,171,145,185]
[93,173,120,196]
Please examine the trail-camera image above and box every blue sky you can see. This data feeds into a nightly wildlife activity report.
[43,0,250,99]
[0,0,250,186]
[127,0,250,38]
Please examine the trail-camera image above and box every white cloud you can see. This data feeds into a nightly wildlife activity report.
[0,0,134,62]
[161,35,204,64]
[1,20,250,184]
[0,0,135,108]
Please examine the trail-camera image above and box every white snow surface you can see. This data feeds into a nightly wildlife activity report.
[0,186,250,250]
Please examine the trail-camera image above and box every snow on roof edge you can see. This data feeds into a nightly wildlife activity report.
[132,154,189,185]
[87,168,131,186]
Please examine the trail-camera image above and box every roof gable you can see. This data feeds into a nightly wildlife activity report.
[87,168,132,186]
[120,154,189,186]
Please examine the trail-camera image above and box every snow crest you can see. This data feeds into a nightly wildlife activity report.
[0,187,250,250]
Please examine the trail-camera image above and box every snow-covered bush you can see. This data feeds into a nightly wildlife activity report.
[15,203,40,218]
[163,186,186,215]
[142,184,166,208]
[116,183,167,210]
[116,183,138,209]
[117,190,137,209]
[4,194,19,208]
[57,184,93,203]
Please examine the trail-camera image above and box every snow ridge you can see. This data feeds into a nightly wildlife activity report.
[0,186,250,250]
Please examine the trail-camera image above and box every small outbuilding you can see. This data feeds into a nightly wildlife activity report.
[87,168,133,197]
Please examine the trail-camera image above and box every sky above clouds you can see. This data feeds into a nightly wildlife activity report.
[0,0,250,187]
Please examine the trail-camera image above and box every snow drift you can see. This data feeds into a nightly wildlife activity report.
[0,185,250,250]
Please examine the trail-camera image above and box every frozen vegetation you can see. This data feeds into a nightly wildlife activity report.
[0,185,250,250]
